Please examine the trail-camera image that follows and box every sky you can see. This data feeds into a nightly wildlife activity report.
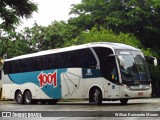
[19,0,81,30]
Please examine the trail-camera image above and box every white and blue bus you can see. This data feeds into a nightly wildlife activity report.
[2,42,152,105]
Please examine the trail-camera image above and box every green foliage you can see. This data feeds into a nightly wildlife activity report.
[69,0,160,51]
[141,48,158,59]
[0,20,81,58]
[69,0,108,30]
[21,21,79,51]
[0,0,38,31]
[65,27,142,48]
[0,31,35,58]
[148,65,160,81]
[0,0,159,60]
[0,0,38,58]
[65,27,158,59]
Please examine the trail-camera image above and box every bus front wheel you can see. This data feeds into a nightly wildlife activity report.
[15,91,24,104]
[24,90,33,104]
[93,89,102,105]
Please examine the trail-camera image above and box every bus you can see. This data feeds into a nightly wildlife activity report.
[0,59,3,99]
[2,42,152,105]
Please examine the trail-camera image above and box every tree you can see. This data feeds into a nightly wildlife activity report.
[0,20,81,58]
[69,0,160,51]
[19,21,79,52]
[0,31,35,58]
[69,0,108,31]
[65,26,158,57]
[0,0,38,31]
[0,0,38,58]
[66,27,142,48]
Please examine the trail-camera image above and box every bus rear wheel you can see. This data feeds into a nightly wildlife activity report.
[24,90,33,104]
[15,91,24,104]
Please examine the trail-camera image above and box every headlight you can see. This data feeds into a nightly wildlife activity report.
[121,83,131,90]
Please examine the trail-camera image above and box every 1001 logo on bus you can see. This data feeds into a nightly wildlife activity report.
[38,71,57,88]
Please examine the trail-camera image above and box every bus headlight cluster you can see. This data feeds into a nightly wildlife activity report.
[121,84,131,90]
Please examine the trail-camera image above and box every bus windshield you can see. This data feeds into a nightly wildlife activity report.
[116,50,150,84]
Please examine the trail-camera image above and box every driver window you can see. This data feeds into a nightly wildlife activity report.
[107,57,119,82]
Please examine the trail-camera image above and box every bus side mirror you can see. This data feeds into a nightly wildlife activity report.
[153,57,158,66]
[145,56,158,66]
[118,56,125,67]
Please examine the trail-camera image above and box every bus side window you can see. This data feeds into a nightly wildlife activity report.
[59,52,68,68]
[50,53,61,68]
[24,59,30,72]
[58,49,96,69]
[3,62,9,74]
[67,51,78,67]
[13,60,21,73]
[78,48,97,68]
[43,55,49,70]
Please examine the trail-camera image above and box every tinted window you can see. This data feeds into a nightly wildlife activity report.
[93,47,116,80]
[3,48,97,74]
[59,48,97,68]
[78,49,97,67]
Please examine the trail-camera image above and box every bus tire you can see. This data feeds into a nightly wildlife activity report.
[93,88,102,105]
[15,90,24,104]
[24,90,33,104]
[120,99,128,105]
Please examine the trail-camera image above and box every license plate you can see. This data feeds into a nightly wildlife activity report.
[138,92,143,96]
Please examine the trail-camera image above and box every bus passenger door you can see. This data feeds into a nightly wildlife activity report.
[107,57,120,98]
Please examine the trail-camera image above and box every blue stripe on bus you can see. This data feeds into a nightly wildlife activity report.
[8,69,67,99]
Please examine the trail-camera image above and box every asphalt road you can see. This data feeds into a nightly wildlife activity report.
[0,98,160,120]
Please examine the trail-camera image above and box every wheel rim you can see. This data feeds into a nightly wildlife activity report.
[94,90,98,103]
[17,93,22,103]
[26,94,31,103]
[25,92,32,103]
